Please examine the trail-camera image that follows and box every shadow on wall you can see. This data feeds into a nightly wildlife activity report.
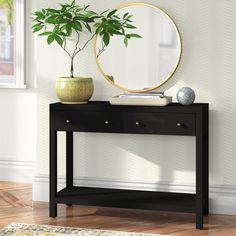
[73,132,196,188]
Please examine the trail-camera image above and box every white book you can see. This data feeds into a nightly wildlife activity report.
[109,95,172,106]
[118,95,165,99]
[119,92,164,98]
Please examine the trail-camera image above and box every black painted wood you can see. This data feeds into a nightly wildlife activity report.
[66,132,73,207]
[49,102,209,229]
[49,109,57,218]
[66,132,73,188]
[54,111,196,135]
[56,187,196,213]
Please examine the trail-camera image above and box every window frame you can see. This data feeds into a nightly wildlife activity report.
[0,0,26,88]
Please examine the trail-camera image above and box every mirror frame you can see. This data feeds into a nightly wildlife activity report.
[94,2,182,93]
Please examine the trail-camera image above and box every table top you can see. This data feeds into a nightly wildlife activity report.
[50,101,209,113]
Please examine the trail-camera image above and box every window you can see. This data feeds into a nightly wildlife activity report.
[0,0,25,88]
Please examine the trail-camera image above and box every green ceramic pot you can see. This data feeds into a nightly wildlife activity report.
[55,77,94,104]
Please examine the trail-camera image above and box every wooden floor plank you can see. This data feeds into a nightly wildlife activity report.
[0,182,236,235]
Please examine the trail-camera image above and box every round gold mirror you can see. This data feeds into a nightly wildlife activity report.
[94,3,182,93]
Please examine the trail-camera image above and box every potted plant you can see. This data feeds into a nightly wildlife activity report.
[32,1,141,104]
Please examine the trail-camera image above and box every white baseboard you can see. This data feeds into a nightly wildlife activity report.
[0,160,36,183]
[33,175,236,215]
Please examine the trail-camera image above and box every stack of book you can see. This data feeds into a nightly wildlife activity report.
[109,92,172,106]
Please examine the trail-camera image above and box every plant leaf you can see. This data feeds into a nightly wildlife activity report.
[66,22,73,33]
[47,34,55,44]
[95,25,103,35]
[101,9,109,15]
[125,24,136,29]
[38,31,52,36]
[99,30,106,36]
[107,29,123,35]
[46,8,59,14]
[103,33,110,46]
[84,5,90,10]
[65,13,72,19]
[123,12,129,18]
[124,36,128,47]
[126,15,133,20]
[70,0,75,6]
[53,25,60,34]
[107,9,117,18]
[33,11,44,18]
[32,23,44,33]
[73,21,82,31]
[85,23,92,33]
[45,16,57,24]
[54,35,63,46]
[126,33,142,38]
[86,10,97,16]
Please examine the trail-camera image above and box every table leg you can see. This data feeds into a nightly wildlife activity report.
[196,111,208,229]
[50,129,57,217]
[66,132,73,207]
[203,110,209,216]
[196,135,203,229]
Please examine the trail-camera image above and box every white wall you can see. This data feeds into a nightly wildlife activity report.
[0,0,36,183]
[17,0,236,214]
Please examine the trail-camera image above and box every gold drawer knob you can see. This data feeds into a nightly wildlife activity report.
[66,120,71,124]
[105,121,109,125]
[176,122,182,127]
[135,122,140,126]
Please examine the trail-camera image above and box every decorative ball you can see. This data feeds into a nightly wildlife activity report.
[176,87,195,105]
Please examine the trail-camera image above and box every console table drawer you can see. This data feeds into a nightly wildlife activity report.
[124,113,195,135]
[54,111,195,135]
[54,111,123,132]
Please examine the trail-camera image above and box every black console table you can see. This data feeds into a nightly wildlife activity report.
[49,102,209,229]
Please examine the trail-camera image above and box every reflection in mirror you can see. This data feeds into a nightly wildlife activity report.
[95,3,181,92]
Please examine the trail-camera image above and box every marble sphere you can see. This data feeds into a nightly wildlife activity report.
[176,87,196,105]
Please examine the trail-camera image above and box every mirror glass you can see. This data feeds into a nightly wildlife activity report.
[95,3,182,92]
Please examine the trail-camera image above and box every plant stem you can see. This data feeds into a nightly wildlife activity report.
[61,37,73,59]
[61,34,96,78]
[97,42,106,58]
[70,58,74,78]
[73,33,96,59]
[69,34,96,78]
[80,34,96,52]
[61,37,74,78]
[72,31,80,58]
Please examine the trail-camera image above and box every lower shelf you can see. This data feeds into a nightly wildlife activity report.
[56,187,196,213]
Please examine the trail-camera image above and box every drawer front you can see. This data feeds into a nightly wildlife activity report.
[54,111,123,133]
[53,111,195,135]
[124,112,195,135]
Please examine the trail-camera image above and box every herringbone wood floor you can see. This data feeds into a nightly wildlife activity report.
[0,182,236,235]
